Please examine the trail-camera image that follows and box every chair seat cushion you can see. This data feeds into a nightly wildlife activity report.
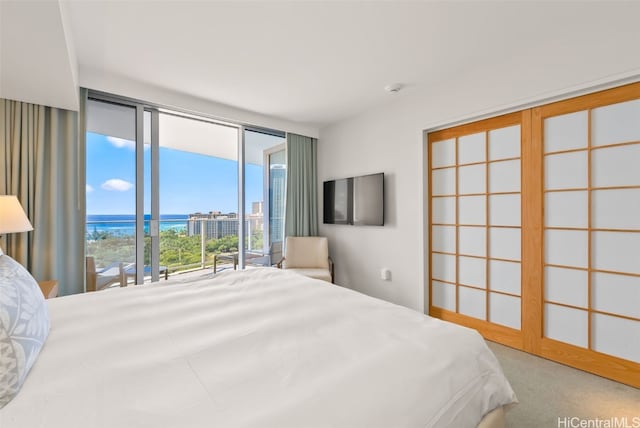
[286,268,332,283]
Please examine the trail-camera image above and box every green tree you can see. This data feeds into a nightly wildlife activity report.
[88,230,247,275]
[206,234,239,254]
[250,230,263,251]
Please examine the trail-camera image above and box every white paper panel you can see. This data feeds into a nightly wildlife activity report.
[432,167,456,195]
[489,194,521,226]
[591,144,640,188]
[544,266,588,308]
[544,110,588,153]
[545,191,588,228]
[431,139,456,168]
[432,253,456,282]
[544,303,588,348]
[592,99,640,147]
[432,197,456,224]
[592,231,640,274]
[459,287,486,320]
[592,313,640,363]
[545,151,588,190]
[489,227,521,261]
[489,125,520,160]
[489,160,520,193]
[545,229,588,268]
[592,272,640,319]
[458,132,486,164]
[459,226,486,257]
[489,260,521,295]
[458,164,486,195]
[458,195,485,225]
[459,256,486,288]
[592,188,640,230]
[489,293,521,330]
[432,280,456,311]
[432,226,456,253]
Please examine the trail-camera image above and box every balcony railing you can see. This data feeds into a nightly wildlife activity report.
[86,218,271,280]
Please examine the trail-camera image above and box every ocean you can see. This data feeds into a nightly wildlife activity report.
[86,214,188,237]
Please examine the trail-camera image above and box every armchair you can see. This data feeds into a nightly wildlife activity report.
[86,256,125,292]
[277,236,334,283]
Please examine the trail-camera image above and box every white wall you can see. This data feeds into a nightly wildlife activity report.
[319,110,425,310]
[318,45,640,313]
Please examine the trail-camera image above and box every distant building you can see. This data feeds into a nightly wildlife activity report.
[248,201,264,238]
[187,209,267,248]
[252,201,263,215]
[188,211,239,240]
[270,165,286,243]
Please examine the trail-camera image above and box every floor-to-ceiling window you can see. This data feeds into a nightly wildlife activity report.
[85,92,284,286]
[85,99,137,286]
[266,145,286,263]
[158,112,239,276]
[243,129,286,266]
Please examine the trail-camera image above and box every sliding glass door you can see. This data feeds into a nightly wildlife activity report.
[85,99,138,287]
[266,145,286,264]
[243,129,285,267]
[158,112,239,276]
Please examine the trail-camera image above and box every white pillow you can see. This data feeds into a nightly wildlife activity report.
[0,249,50,409]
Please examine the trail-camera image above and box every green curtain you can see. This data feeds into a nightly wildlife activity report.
[0,97,84,296]
[284,133,318,237]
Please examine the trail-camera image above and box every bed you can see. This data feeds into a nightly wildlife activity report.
[0,267,516,427]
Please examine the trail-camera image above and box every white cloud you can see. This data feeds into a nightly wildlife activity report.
[101,179,133,192]
[107,136,135,150]
[86,184,94,193]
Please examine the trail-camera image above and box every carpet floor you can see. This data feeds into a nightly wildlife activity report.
[487,341,640,428]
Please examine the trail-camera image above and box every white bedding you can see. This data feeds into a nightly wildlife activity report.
[0,268,516,428]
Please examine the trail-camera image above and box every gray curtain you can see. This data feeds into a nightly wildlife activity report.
[284,133,318,237]
[0,97,84,296]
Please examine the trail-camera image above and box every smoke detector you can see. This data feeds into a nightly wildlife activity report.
[384,83,403,93]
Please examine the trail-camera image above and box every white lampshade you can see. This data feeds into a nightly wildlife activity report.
[0,195,34,234]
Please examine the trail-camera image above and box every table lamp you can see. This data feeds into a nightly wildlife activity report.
[0,195,34,253]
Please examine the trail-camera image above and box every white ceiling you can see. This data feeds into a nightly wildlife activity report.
[0,1,78,110]
[2,1,640,127]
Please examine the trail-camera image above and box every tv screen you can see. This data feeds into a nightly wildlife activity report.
[323,173,384,226]
[323,178,351,224]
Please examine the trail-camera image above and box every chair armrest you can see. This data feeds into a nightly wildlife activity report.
[276,257,285,269]
[118,262,125,287]
[328,257,334,283]
[86,272,97,292]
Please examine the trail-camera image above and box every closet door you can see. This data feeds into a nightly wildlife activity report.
[538,84,640,386]
[428,82,640,387]
[429,112,528,348]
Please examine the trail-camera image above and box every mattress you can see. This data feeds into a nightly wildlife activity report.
[0,268,516,427]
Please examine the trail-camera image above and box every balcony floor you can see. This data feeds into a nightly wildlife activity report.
[127,262,270,287]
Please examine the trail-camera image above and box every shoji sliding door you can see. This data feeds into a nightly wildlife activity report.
[428,82,640,387]
[537,84,640,386]
[429,112,530,348]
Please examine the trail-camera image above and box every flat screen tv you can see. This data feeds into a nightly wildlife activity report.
[323,173,384,226]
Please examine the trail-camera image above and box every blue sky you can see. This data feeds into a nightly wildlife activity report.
[86,133,264,215]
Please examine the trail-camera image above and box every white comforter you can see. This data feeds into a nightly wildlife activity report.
[0,268,516,428]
